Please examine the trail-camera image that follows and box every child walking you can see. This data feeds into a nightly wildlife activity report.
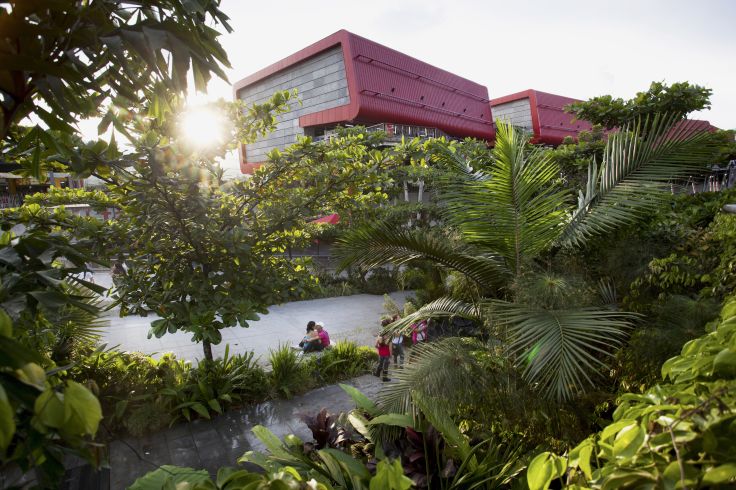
[374,333,392,382]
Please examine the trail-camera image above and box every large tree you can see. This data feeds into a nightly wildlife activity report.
[565,81,712,129]
[0,0,237,484]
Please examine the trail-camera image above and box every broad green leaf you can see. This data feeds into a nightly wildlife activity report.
[527,452,562,490]
[613,424,646,459]
[15,363,46,390]
[600,419,636,442]
[63,381,102,436]
[712,348,736,377]
[339,383,378,415]
[34,389,65,429]
[347,411,373,441]
[366,413,413,428]
[128,465,212,490]
[190,403,210,419]
[369,459,413,490]
[702,463,736,486]
[251,425,290,458]
[321,448,371,480]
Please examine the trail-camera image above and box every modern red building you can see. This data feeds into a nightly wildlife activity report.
[234,30,717,174]
[489,89,594,145]
[233,30,494,173]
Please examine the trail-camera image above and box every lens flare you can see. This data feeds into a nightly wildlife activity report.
[179,105,227,148]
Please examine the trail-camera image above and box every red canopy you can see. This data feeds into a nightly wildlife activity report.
[310,213,340,225]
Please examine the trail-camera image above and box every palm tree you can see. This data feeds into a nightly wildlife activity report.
[336,115,715,403]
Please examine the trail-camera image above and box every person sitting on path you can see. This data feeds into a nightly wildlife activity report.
[316,321,331,349]
[300,321,323,353]
[374,333,392,382]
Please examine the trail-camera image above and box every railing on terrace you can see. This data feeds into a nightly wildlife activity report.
[0,192,25,209]
[312,123,447,143]
[682,161,736,194]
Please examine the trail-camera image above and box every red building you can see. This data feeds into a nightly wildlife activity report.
[233,30,494,173]
[490,89,594,145]
[234,30,717,174]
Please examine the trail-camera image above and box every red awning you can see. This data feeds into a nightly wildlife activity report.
[310,213,340,225]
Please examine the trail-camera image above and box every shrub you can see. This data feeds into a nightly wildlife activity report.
[317,341,376,382]
[70,346,188,437]
[160,346,269,424]
[268,344,312,399]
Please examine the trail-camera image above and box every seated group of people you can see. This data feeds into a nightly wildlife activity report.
[299,320,330,352]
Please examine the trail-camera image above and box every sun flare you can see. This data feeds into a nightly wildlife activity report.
[179,105,227,148]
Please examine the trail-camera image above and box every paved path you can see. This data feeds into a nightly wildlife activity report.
[111,374,384,489]
[92,270,411,364]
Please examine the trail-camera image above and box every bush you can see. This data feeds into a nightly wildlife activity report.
[160,346,269,424]
[316,341,377,382]
[70,346,187,437]
[267,344,312,398]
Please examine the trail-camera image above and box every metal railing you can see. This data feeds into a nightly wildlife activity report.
[683,161,736,194]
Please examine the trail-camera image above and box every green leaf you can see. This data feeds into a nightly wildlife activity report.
[0,309,12,337]
[347,411,373,441]
[713,348,736,378]
[63,381,102,436]
[339,383,379,415]
[366,413,413,428]
[320,448,371,481]
[526,452,557,490]
[34,389,65,429]
[190,403,211,419]
[702,463,736,486]
[128,465,212,490]
[250,425,290,458]
[0,386,15,452]
[207,399,222,414]
[369,459,413,490]
[15,363,46,390]
[612,423,645,459]
[600,419,636,441]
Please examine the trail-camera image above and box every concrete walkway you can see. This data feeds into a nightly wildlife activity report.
[112,374,384,489]
[91,270,411,364]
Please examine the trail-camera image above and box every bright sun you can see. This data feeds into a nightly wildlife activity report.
[179,105,227,148]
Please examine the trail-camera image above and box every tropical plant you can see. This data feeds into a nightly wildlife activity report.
[337,116,716,403]
[0,216,105,486]
[267,344,312,399]
[526,294,736,489]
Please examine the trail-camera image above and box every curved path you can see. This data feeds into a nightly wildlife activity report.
[96,269,411,364]
[111,374,384,489]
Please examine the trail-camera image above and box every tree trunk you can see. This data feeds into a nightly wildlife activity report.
[202,339,214,361]
[416,179,424,221]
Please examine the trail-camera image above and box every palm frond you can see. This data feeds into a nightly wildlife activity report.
[375,338,491,419]
[489,300,637,401]
[562,114,716,247]
[437,121,569,274]
[382,297,484,336]
[334,225,511,291]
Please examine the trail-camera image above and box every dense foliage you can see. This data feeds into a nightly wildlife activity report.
[565,81,712,129]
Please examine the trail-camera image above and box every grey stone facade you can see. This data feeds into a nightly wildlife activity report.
[237,46,350,162]
[491,98,533,131]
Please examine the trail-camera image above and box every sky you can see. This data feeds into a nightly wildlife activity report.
[80,0,736,175]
